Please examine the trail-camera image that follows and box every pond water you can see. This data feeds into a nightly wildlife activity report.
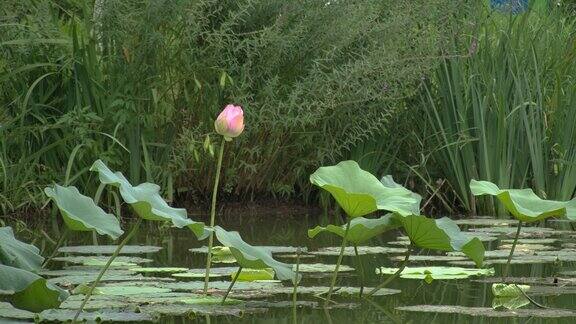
[11,213,576,323]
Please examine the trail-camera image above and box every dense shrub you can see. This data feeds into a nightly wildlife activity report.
[0,0,462,212]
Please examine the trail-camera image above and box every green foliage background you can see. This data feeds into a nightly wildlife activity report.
[0,0,464,213]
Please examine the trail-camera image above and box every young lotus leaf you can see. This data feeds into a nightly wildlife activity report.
[398,215,485,267]
[90,160,207,239]
[310,161,419,217]
[0,264,69,312]
[492,283,531,310]
[377,266,494,283]
[470,180,576,222]
[0,227,43,272]
[308,215,402,245]
[44,185,124,240]
[213,226,301,284]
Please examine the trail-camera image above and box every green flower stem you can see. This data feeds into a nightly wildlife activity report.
[324,219,351,307]
[366,244,411,297]
[353,245,365,298]
[73,217,143,322]
[503,221,522,279]
[221,266,242,305]
[203,137,226,295]
[42,228,68,268]
[292,248,301,324]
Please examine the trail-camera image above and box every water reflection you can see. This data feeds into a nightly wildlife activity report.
[11,213,576,323]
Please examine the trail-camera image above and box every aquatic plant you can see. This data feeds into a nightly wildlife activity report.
[309,161,418,304]
[212,226,300,304]
[43,185,124,266]
[204,104,245,295]
[0,227,69,312]
[67,160,208,321]
[470,179,576,277]
[309,161,485,301]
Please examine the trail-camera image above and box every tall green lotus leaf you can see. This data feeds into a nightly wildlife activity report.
[0,227,43,272]
[0,264,69,312]
[398,215,485,267]
[381,175,422,215]
[44,185,124,240]
[308,215,402,245]
[213,226,301,284]
[90,160,207,239]
[310,161,419,217]
[470,180,576,222]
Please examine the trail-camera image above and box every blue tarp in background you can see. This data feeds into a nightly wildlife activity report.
[490,0,530,13]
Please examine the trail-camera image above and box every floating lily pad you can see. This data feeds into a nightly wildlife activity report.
[454,218,518,226]
[172,267,238,279]
[44,185,124,239]
[189,246,308,255]
[39,309,156,322]
[470,226,566,238]
[387,241,411,246]
[58,245,162,255]
[40,268,135,277]
[75,284,172,296]
[0,227,43,272]
[449,255,561,266]
[477,277,576,286]
[130,267,188,274]
[138,303,258,317]
[492,283,531,310]
[293,263,354,273]
[498,244,553,252]
[52,256,153,267]
[450,250,534,259]
[49,274,174,286]
[90,160,207,239]
[389,255,467,262]
[0,302,35,320]
[501,238,558,245]
[377,266,494,283]
[397,305,576,318]
[470,179,576,222]
[0,264,69,312]
[310,161,419,217]
[309,246,407,256]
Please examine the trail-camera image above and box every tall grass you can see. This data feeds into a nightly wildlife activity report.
[0,0,462,214]
[416,7,576,215]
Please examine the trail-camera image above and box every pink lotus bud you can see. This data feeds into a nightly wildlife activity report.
[214,104,244,139]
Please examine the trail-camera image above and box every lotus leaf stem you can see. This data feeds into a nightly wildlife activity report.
[514,284,549,309]
[204,137,226,294]
[292,248,301,323]
[366,244,411,297]
[42,228,68,268]
[503,221,522,279]
[353,245,365,298]
[324,219,352,307]
[73,217,143,322]
[221,266,242,305]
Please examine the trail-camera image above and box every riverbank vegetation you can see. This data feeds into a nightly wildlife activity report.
[1,2,574,217]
